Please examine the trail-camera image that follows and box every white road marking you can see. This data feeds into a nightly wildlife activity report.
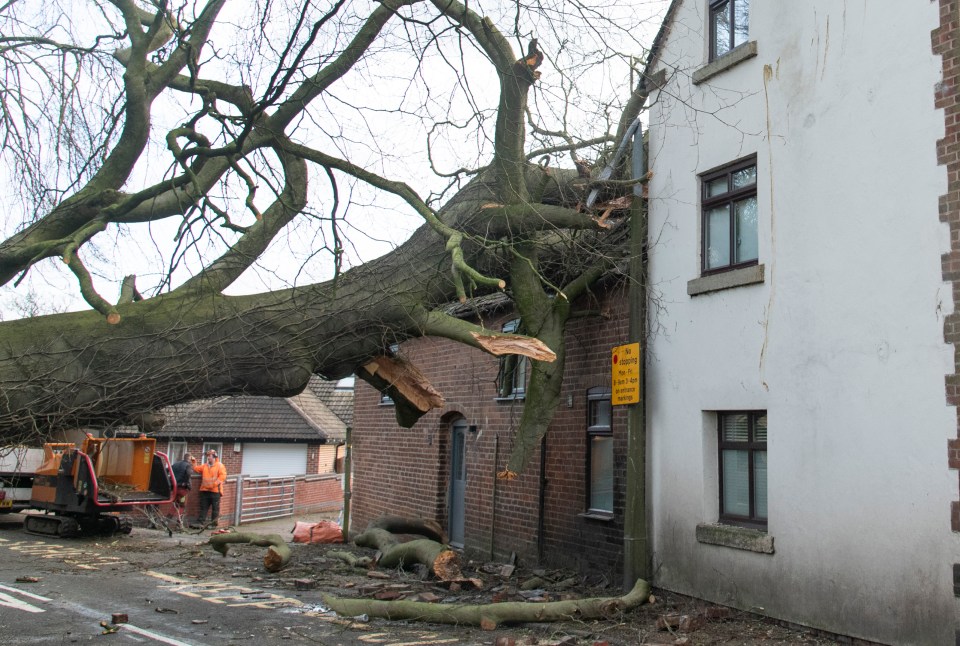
[120,623,198,646]
[0,590,44,613]
[0,583,51,601]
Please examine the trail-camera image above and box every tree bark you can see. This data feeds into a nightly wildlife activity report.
[323,577,651,630]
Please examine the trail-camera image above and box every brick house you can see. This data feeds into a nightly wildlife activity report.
[353,290,632,575]
[154,376,351,526]
[353,1,960,643]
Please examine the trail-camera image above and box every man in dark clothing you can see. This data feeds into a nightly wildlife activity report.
[171,453,194,499]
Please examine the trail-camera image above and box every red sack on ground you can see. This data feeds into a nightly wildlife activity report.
[292,520,343,544]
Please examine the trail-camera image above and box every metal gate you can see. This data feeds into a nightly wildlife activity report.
[235,475,296,524]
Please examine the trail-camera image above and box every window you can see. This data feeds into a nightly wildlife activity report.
[586,387,613,514]
[496,319,528,399]
[202,442,223,459]
[380,345,399,405]
[718,411,767,528]
[166,441,187,462]
[701,156,758,273]
[710,0,750,60]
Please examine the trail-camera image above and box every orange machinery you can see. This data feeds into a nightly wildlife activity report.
[24,435,175,537]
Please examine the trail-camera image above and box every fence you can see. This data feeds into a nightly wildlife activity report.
[235,475,296,524]
[144,472,343,529]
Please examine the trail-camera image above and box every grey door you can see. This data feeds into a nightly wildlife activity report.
[448,421,467,547]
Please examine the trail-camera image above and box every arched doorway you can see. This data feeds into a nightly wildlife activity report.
[448,419,467,548]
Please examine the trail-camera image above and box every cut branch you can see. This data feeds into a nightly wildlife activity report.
[323,578,652,629]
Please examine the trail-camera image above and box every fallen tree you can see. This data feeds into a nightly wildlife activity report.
[323,577,652,630]
[0,0,655,476]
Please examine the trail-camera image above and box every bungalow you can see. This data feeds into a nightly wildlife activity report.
[155,375,351,525]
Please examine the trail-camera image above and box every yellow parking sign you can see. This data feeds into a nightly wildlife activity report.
[611,342,641,405]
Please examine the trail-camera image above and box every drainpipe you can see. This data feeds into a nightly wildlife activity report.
[537,435,547,563]
[623,119,650,588]
[490,434,499,560]
[341,427,352,542]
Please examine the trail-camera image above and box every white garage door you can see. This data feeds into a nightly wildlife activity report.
[241,444,307,477]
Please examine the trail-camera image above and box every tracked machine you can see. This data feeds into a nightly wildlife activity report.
[23,435,176,537]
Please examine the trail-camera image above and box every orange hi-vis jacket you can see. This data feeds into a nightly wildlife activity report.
[193,460,227,494]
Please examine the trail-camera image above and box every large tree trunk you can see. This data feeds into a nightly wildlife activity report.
[0,169,590,445]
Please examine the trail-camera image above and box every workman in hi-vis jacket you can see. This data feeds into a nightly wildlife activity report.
[191,450,227,528]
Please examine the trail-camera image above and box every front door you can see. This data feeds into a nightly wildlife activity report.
[448,421,467,548]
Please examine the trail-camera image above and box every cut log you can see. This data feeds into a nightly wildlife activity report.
[208,532,291,572]
[365,516,448,544]
[354,519,462,581]
[323,578,652,630]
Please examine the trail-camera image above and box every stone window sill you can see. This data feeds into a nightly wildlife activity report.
[688,264,764,296]
[692,41,758,85]
[696,522,775,554]
[579,511,614,522]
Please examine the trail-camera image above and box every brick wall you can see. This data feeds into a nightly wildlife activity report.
[933,1,960,639]
[936,0,960,532]
[352,285,633,579]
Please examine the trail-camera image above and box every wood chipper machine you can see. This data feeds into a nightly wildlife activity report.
[23,435,176,537]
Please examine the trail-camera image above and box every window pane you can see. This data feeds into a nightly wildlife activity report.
[590,398,612,428]
[754,450,767,519]
[722,449,750,516]
[706,206,731,269]
[590,436,614,512]
[706,177,728,197]
[732,165,756,189]
[712,2,731,57]
[722,413,749,442]
[733,0,750,48]
[754,413,767,442]
[734,196,758,263]
[514,357,528,394]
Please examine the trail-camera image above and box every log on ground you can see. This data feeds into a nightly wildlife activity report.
[208,532,291,572]
[323,578,652,630]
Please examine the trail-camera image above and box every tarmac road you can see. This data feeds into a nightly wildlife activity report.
[0,512,473,646]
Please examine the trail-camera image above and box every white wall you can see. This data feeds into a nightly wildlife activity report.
[646,2,956,643]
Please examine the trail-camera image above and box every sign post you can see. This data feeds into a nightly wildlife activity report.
[611,342,641,406]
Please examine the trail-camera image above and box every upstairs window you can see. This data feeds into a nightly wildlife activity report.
[710,0,750,60]
[496,319,528,400]
[701,156,758,274]
[587,387,613,514]
[718,411,767,528]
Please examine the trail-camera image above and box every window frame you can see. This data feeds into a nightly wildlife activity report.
[202,442,223,460]
[709,0,749,62]
[700,155,759,275]
[717,411,767,529]
[585,387,614,516]
[495,319,528,400]
[166,441,187,462]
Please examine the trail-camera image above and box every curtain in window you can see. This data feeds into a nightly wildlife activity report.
[590,436,614,512]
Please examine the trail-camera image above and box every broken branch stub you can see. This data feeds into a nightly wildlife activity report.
[362,356,446,410]
[470,332,556,361]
